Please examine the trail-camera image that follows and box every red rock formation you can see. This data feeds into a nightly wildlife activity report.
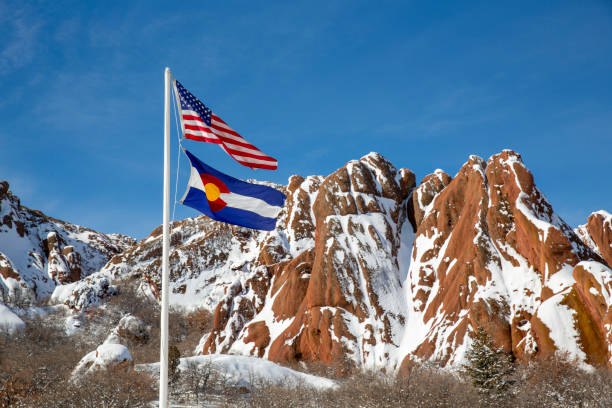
[401,150,611,369]
[410,169,452,228]
[576,211,612,268]
[86,150,610,371]
[191,150,612,370]
[202,153,417,368]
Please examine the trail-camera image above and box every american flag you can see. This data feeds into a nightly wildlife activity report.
[173,80,278,170]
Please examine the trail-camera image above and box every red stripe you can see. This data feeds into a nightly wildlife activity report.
[185,134,221,144]
[211,131,261,151]
[185,124,214,133]
[223,146,277,162]
[210,122,242,138]
[182,114,206,122]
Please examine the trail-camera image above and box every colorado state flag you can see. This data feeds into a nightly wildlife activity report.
[180,150,286,231]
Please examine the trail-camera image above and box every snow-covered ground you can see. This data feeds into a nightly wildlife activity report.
[137,354,338,390]
[0,303,25,333]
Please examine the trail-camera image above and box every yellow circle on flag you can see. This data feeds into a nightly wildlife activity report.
[204,182,221,201]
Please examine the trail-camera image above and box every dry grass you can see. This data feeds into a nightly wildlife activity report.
[241,358,612,408]
[0,315,154,407]
[2,284,609,408]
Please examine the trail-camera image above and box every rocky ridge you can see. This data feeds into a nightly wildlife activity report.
[576,210,612,268]
[84,150,611,369]
[0,181,135,306]
[2,150,611,371]
[399,151,611,369]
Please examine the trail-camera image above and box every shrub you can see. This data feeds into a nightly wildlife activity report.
[514,356,612,408]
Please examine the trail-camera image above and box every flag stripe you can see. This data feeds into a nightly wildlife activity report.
[182,114,205,122]
[223,142,276,159]
[219,146,278,168]
[174,80,278,170]
[183,119,210,127]
[185,135,221,144]
[220,192,282,219]
[210,122,241,138]
[185,123,266,155]
[184,124,215,133]
[182,111,272,157]
[213,133,261,151]
[208,125,250,144]
[226,151,278,166]
[184,129,220,141]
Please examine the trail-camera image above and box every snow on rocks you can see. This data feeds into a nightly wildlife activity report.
[0,181,135,305]
[103,314,149,345]
[202,152,417,371]
[72,343,133,378]
[5,149,612,372]
[398,150,612,370]
[99,216,278,312]
[50,271,117,311]
[575,210,612,267]
[410,169,452,228]
[72,314,145,378]
[128,150,609,370]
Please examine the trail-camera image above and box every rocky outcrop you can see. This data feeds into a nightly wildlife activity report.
[50,272,117,311]
[196,150,611,370]
[9,148,610,371]
[47,232,82,284]
[410,169,452,228]
[400,150,612,369]
[0,181,135,305]
[201,153,417,369]
[576,211,612,268]
[72,343,133,378]
[72,314,145,378]
[99,215,275,312]
[104,314,150,346]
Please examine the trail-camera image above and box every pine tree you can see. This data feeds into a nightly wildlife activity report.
[461,327,514,398]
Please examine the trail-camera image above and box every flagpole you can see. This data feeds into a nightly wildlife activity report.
[160,67,171,408]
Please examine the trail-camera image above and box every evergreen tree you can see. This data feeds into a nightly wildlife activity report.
[461,327,514,398]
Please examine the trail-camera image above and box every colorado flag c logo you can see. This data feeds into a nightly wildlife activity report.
[200,173,229,212]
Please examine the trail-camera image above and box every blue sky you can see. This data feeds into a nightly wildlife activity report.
[1,0,611,239]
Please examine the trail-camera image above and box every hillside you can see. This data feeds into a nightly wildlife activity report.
[0,181,135,313]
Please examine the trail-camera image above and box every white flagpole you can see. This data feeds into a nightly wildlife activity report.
[160,67,171,408]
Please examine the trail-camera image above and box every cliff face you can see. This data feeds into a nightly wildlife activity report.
[576,211,612,268]
[400,151,611,369]
[0,181,134,305]
[154,150,609,369]
[201,153,416,369]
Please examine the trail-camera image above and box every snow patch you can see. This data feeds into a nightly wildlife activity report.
[137,354,338,390]
[73,343,133,377]
[0,303,25,333]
